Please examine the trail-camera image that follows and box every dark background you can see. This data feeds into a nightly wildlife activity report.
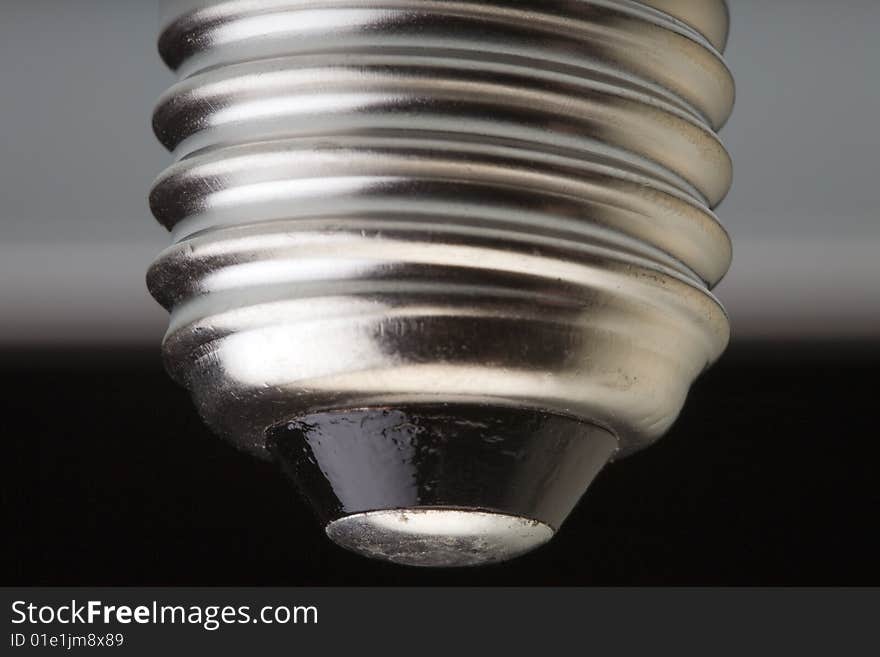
[6,340,878,585]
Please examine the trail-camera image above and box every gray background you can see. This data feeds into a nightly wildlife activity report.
[1,0,877,344]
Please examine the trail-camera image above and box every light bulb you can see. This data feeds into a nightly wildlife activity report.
[148,0,734,566]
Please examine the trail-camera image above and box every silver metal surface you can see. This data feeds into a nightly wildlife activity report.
[327,510,555,568]
[149,0,734,565]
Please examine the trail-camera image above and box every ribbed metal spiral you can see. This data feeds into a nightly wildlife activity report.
[148,0,734,564]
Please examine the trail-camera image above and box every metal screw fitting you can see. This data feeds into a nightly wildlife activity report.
[148,0,734,567]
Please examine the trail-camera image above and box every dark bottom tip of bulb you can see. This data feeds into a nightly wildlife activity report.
[266,404,616,567]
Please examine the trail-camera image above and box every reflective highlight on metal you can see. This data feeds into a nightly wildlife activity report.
[327,511,555,568]
[149,0,734,566]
